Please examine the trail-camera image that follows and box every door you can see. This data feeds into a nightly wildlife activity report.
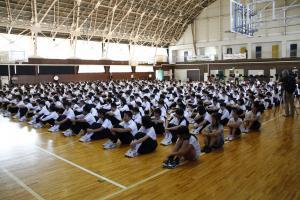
[187,70,200,81]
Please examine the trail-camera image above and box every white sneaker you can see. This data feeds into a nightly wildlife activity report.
[33,123,43,129]
[19,116,27,122]
[48,125,59,132]
[125,149,139,158]
[28,120,36,125]
[103,142,117,149]
[63,129,73,137]
[102,140,113,147]
[161,137,172,146]
[79,133,92,142]
[243,129,249,133]
[4,112,11,117]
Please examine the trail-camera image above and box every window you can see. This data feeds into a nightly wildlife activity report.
[227,48,233,54]
[136,65,154,72]
[110,65,132,73]
[291,44,297,57]
[184,51,188,62]
[256,46,262,59]
[78,65,105,73]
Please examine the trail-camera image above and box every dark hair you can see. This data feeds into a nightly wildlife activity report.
[154,108,161,115]
[124,111,133,118]
[175,108,184,116]
[83,104,92,113]
[142,116,153,129]
[176,126,191,140]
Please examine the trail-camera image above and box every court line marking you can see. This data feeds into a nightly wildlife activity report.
[99,114,282,199]
[99,169,169,200]
[1,167,46,200]
[34,145,127,189]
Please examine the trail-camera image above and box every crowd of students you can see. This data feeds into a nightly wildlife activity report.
[0,78,298,168]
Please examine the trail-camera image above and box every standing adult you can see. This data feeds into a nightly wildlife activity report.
[280,70,296,117]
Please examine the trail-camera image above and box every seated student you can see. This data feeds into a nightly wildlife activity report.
[242,101,261,133]
[49,101,75,133]
[103,111,138,149]
[132,107,142,129]
[161,109,188,146]
[37,104,59,128]
[218,102,230,126]
[226,109,242,141]
[28,100,50,126]
[163,126,201,169]
[191,106,211,135]
[79,109,112,142]
[5,95,19,117]
[64,104,96,137]
[151,108,165,135]
[202,113,224,153]
[18,98,33,122]
[106,103,122,126]
[125,116,158,158]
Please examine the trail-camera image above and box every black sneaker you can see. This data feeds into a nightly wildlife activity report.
[204,146,212,153]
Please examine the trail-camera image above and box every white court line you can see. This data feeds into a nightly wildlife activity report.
[99,169,169,200]
[35,146,127,189]
[1,167,45,200]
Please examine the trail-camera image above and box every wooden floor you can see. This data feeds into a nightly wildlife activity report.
[0,109,300,200]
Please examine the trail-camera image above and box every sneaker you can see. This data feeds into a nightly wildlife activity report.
[33,123,43,129]
[48,125,59,132]
[160,137,172,146]
[28,120,36,125]
[79,134,91,143]
[162,158,179,169]
[125,149,139,158]
[103,142,117,149]
[3,112,11,117]
[191,127,201,135]
[243,129,249,133]
[19,116,27,122]
[63,129,73,137]
[102,140,113,147]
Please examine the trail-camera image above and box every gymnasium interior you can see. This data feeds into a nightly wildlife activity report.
[0,0,300,199]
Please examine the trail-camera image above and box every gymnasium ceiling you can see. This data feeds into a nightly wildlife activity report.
[0,0,216,47]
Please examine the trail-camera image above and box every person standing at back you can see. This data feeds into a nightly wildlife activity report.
[280,70,296,117]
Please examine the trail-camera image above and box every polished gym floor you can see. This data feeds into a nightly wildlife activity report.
[0,108,299,200]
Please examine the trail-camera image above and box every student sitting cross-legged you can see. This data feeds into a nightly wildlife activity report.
[161,109,189,146]
[49,101,75,133]
[125,115,158,158]
[64,104,96,137]
[226,109,242,141]
[103,111,138,149]
[202,113,224,153]
[79,109,112,142]
[163,126,201,169]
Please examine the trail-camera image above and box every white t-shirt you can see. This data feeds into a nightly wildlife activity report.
[139,126,157,140]
[97,118,113,129]
[63,108,75,120]
[17,101,25,107]
[120,120,138,136]
[84,113,96,125]
[113,109,122,121]
[133,113,142,125]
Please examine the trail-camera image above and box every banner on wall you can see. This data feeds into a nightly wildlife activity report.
[223,53,246,60]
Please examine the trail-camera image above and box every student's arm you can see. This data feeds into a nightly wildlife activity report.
[167,139,183,158]
[131,135,149,146]
[111,127,131,132]
[87,126,104,133]
[169,140,192,157]
[166,125,182,131]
